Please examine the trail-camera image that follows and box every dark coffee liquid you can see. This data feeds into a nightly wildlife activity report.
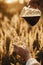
[22,16,40,26]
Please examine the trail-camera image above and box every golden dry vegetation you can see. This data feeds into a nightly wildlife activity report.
[0,0,43,65]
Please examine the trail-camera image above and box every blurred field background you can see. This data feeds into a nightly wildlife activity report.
[0,0,43,65]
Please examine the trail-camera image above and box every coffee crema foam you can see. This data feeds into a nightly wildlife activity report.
[20,6,41,17]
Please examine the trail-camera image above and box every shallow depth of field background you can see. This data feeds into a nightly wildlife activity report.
[0,0,43,65]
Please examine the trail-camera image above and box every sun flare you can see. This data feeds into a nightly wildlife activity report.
[5,0,18,3]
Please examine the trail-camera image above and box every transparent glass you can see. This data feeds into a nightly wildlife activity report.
[20,6,41,26]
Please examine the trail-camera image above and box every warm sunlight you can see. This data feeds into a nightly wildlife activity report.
[19,0,24,4]
[5,0,18,3]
